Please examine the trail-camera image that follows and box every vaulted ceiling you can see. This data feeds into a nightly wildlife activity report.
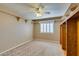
[0,3,70,20]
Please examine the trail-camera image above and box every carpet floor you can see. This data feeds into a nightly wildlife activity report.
[1,40,64,56]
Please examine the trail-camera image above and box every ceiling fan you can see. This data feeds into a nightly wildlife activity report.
[27,3,50,17]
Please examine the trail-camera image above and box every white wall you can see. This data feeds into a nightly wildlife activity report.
[53,21,61,42]
[33,21,61,42]
[0,12,33,53]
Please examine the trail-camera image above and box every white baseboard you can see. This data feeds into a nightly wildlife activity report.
[0,39,33,55]
[34,39,59,43]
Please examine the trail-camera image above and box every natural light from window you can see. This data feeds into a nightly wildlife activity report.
[40,21,54,33]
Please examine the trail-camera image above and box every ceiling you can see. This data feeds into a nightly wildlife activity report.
[0,3,70,20]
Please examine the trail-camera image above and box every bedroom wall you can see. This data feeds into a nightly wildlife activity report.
[33,20,61,42]
[0,12,33,53]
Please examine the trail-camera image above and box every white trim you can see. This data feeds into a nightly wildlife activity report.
[40,31,54,33]
[39,20,54,23]
[60,6,79,25]
[0,39,33,55]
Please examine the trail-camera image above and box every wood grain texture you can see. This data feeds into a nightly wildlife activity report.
[60,22,67,50]
[67,17,77,56]
[77,18,79,55]
[60,11,79,56]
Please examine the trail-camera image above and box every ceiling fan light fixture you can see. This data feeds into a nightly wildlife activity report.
[33,4,44,17]
[35,12,42,17]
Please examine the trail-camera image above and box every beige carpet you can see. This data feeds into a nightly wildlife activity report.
[0,40,64,56]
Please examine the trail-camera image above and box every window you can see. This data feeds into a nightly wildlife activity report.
[40,22,54,33]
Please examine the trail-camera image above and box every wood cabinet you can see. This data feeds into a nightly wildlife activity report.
[67,17,77,56]
[60,22,67,50]
[77,18,79,55]
[60,11,79,56]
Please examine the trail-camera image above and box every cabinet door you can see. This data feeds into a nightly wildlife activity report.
[77,18,79,56]
[60,22,67,50]
[67,18,77,56]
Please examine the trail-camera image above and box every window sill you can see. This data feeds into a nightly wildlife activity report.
[40,32,54,34]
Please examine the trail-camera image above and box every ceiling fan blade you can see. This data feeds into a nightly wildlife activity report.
[44,12,50,14]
